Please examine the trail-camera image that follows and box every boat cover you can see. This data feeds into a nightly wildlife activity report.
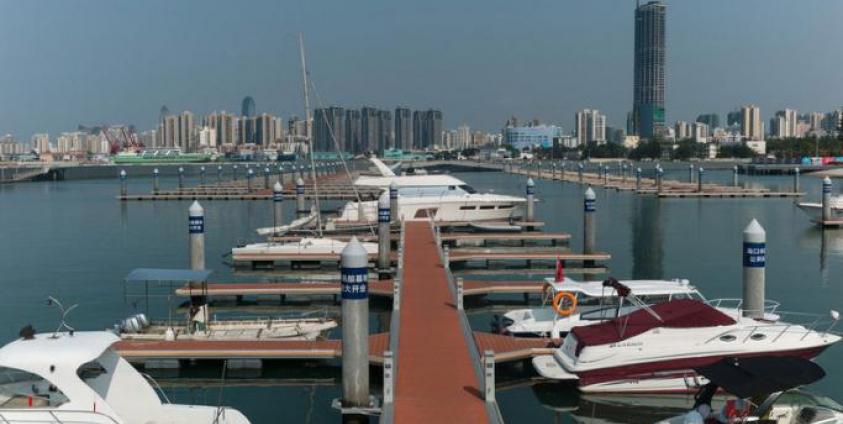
[571,299,735,350]
[694,356,825,399]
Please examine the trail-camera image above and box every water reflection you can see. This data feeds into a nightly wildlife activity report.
[631,197,664,279]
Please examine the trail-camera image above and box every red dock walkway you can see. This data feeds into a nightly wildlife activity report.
[394,221,489,423]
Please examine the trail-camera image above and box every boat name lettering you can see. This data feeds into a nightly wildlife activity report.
[609,341,643,348]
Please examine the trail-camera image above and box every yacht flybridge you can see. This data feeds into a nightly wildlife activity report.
[500,277,781,338]
[532,283,841,393]
[334,157,526,222]
[0,330,249,423]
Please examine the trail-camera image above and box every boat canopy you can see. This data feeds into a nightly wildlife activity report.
[125,268,211,283]
[542,278,696,297]
[571,299,736,350]
[694,356,825,399]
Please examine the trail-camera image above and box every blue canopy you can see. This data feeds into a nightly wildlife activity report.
[125,268,212,283]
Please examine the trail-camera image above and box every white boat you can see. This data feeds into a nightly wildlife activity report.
[797,195,843,221]
[117,312,337,342]
[333,157,526,222]
[0,330,249,423]
[532,299,841,393]
[254,210,318,236]
[500,277,781,338]
[232,237,378,259]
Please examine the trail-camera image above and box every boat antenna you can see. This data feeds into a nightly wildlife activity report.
[298,33,324,236]
[46,296,78,338]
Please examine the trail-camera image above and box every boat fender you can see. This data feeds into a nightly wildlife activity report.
[164,327,175,341]
[552,292,577,316]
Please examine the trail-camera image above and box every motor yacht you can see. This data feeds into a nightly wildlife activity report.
[797,195,843,221]
[499,277,780,338]
[532,297,841,393]
[0,330,249,423]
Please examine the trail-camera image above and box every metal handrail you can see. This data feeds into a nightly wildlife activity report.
[140,372,171,404]
[702,317,839,345]
[0,409,122,424]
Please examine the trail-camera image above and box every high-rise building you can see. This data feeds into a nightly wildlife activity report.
[241,96,256,118]
[178,111,195,151]
[740,105,763,141]
[770,109,798,138]
[692,122,709,142]
[31,133,50,154]
[606,127,626,145]
[207,111,237,146]
[726,110,742,127]
[456,125,471,149]
[394,107,413,150]
[413,109,443,149]
[575,109,606,145]
[632,0,666,139]
[313,106,346,152]
[359,107,392,155]
[254,113,279,146]
[345,110,362,154]
[674,121,691,139]
[696,113,720,129]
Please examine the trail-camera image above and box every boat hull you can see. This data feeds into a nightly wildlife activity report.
[796,202,843,221]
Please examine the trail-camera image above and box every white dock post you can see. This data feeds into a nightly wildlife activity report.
[389,182,399,224]
[688,164,695,183]
[216,165,223,183]
[584,187,596,256]
[383,350,394,404]
[484,350,495,403]
[742,219,766,319]
[656,166,664,193]
[578,163,584,183]
[378,193,392,279]
[152,168,160,194]
[622,163,627,183]
[246,168,254,191]
[264,167,271,189]
[457,277,464,310]
[189,201,205,271]
[277,165,285,185]
[443,245,449,269]
[273,182,284,236]
[199,166,206,186]
[178,167,185,190]
[732,165,739,187]
[635,167,642,191]
[793,167,800,193]
[119,169,127,197]
[603,165,608,185]
[341,237,370,409]
[296,177,306,219]
[697,167,704,192]
[232,164,239,181]
[526,178,536,223]
[823,177,832,223]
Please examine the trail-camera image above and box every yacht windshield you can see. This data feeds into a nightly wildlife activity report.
[0,366,68,408]
[458,185,477,194]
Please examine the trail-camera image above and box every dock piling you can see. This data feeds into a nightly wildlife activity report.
[340,237,370,410]
[578,163,584,183]
[688,164,694,183]
[457,277,464,310]
[443,245,450,269]
[526,178,535,224]
[296,177,306,218]
[246,168,254,192]
[389,182,399,224]
[217,165,223,183]
[742,219,766,319]
[823,177,832,222]
[656,166,664,193]
[273,182,284,236]
[484,350,495,403]
[119,169,127,197]
[233,164,238,181]
[732,165,739,187]
[378,193,392,279]
[697,167,704,192]
[199,166,206,186]
[178,167,184,190]
[383,350,394,404]
[189,201,205,271]
[793,167,800,193]
[264,167,271,189]
[635,167,642,191]
[584,187,596,259]
[152,168,160,194]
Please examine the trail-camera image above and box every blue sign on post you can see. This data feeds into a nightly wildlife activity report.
[584,198,595,212]
[526,185,535,195]
[378,207,390,223]
[341,267,368,300]
[273,192,283,202]
[188,216,204,234]
[743,242,766,267]
[297,185,305,195]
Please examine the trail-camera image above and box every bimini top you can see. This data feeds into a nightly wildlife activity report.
[695,356,825,399]
[125,268,212,283]
[0,331,118,375]
[571,299,736,350]
[543,277,697,297]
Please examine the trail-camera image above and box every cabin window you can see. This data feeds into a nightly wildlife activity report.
[77,361,108,380]
[575,294,618,307]
[0,366,68,408]
[459,206,477,211]
[458,184,478,194]
[497,205,514,209]
[750,333,767,341]
[719,335,737,342]
[640,294,670,305]
[479,205,495,210]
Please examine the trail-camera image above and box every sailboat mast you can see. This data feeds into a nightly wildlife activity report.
[298,33,323,236]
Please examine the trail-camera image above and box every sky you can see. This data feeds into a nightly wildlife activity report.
[1,0,842,140]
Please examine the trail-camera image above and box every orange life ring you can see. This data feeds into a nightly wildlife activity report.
[552,292,577,316]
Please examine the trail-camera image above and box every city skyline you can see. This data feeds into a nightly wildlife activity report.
[2,0,843,140]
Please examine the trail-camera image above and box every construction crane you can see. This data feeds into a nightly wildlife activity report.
[100,126,122,155]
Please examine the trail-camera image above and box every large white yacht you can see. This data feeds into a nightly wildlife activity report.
[532,299,841,393]
[335,157,526,222]
[0,330,249,423]
[500,277,781,338]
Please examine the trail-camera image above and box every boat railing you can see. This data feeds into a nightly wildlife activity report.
[140,372,172,404]
[0,410,121,424]
[705,298,781,315]
[703,310,840,344]
[210,309,333,324]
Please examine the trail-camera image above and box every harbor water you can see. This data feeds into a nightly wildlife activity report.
[1,167,841,423]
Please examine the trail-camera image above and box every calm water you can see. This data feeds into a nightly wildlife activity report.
[1,167,841,423]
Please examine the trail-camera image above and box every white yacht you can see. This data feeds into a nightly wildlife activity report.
[500,277,781,338]
[335,157,526,222]
[0,330,249,423]
[232,237,378,262]
[532,299,841,393]
[797,196,843,221]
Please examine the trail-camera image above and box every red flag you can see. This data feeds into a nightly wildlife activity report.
[555,256,564,282]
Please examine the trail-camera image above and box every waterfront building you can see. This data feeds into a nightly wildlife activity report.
[692,122,709,143]
[207,111,237,147]
[770,109,797,138]
[361,107,392,154]
[31,133,50,154]
[241,96,256,118]
[674,121,691,139]
[575,109,606,145]
[740,105,763,141]
[456,125,471,149]
[606,126,626,145]
[314,106,346,152]
[727,110,742,127]
[503,124,562,151]
[696,113,720,129]
[394,107,413,150]
[198,126,216,148]
[345,109,362,154]
[632,0,666,139]
[413,109,443,150]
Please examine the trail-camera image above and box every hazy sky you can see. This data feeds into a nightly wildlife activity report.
[1,0,842,139]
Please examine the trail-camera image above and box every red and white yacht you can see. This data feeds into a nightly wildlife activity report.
[533,291,841,394]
